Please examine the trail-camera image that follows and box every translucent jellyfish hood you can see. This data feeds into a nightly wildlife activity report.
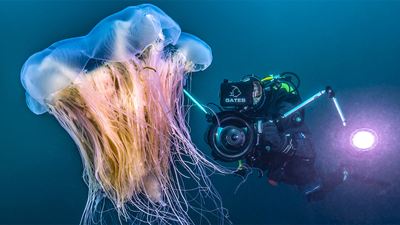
[21,4,212,115]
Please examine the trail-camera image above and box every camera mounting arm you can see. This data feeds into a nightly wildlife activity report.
[281,86,347,127]
[183,85,347,127]
[183,89,209,115]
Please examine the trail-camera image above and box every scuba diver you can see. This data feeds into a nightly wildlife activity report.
[184,72,390,201]
[234,74,349,201]
[202,73,351,201]
[238,74,348,201]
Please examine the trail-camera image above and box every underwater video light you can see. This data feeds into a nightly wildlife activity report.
[351,128,377,151]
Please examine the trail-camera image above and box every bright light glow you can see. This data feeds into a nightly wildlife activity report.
[351,128,377,151]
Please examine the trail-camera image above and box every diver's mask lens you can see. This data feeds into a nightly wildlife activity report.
[252,80,263,106]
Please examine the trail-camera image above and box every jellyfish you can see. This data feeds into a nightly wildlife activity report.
[21,4,228,225]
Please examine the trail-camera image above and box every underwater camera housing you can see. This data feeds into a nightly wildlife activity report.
[220,80,254,108]
[219,77,265,111]
[206,73,301,162]
[206,110,257,162]
[203,72,346,163]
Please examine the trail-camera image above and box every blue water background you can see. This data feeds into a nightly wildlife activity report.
[1,0,400,224]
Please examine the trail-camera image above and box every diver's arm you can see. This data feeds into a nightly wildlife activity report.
[262,120,295,156]
[276,96,315,159]
[275,90,304,130]
[262,89,313,157]
[262,119,315,158]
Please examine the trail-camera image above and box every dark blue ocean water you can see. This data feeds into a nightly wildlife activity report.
[1,0,400,224]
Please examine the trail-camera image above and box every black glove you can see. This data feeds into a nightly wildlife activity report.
[262,120,295,156]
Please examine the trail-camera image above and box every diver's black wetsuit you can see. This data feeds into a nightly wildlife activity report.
[247,85,344,201]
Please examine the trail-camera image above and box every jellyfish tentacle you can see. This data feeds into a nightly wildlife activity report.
[21,4,230,225]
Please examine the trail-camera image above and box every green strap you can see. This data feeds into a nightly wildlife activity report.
[280,82,293,92]
[238,160,243,169]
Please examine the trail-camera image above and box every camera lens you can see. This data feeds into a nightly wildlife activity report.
[207,112,256,162]
[225,128,245,148]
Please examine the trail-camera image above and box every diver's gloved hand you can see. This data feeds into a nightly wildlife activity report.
[262,120,295,155]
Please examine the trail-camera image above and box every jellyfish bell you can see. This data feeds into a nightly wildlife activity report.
[21,7,173,109]
[21,4,227,225]
[175,32,213,72]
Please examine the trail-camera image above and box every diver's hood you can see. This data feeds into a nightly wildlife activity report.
[20,4,212,115]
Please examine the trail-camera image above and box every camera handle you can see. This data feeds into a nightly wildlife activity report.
[255,119,264,146]
[183,89,209,114]
[280,86,347,127]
